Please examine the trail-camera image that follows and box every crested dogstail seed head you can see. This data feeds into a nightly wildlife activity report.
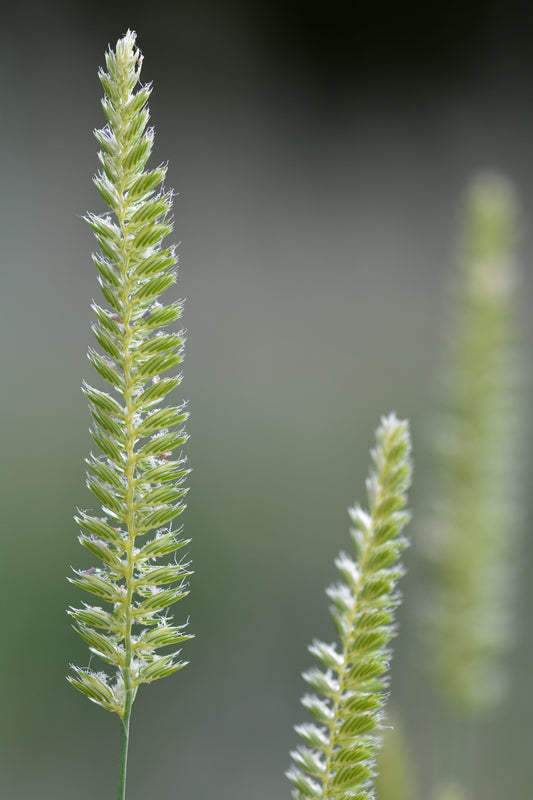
[287,415,412,800]
[423,172,522,712]
[67,30,192,718]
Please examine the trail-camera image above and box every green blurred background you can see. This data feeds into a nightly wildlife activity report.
[1,1,532,798]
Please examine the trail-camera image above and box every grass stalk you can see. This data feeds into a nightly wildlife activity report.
[68,30,192,797]
[117,697,133,800]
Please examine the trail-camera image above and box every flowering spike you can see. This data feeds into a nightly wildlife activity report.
[287,415,412,800]
[423,173,523,711]
[68,29,191,763]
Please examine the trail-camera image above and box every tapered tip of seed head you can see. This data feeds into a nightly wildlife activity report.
[462,170,520,299]
[111,30,142,74]
[466,170,516,229]
[379,412,407,437]
[117,29,137,55]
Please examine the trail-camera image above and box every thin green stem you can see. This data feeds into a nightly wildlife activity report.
[117,696,133,800]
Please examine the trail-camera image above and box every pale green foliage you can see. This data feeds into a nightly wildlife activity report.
[423,172,522,712]
[287,415,412,800]
[68,30,191,719]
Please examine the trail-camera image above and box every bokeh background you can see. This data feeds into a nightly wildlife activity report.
[1,1,533,798]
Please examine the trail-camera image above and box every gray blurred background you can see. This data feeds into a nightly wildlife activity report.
[1,1,532,798]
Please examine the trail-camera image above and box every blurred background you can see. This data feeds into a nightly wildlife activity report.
[1,1,533,798]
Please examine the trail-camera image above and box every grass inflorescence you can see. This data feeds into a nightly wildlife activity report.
[423,173,522,712]
[287,415,412,800]
[67,30,191,799]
